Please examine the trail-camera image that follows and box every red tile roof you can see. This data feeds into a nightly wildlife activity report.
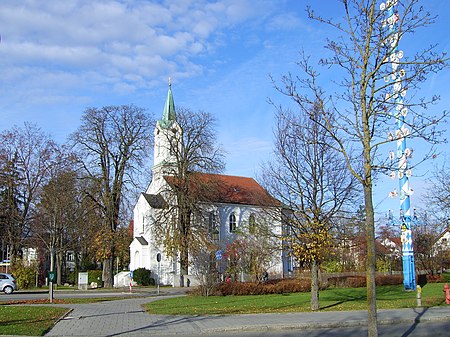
[164,173,279,207]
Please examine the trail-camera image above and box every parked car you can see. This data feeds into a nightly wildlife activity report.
[0,273,18,294]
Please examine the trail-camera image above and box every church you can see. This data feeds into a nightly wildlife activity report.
[129,83,292,286]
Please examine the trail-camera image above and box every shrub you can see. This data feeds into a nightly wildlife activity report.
[11,260,37,289]
[133,268,155,286]
[375,274,403,286]
[87,270,103,285]
[347,276,366,288]
[328,274,403,288]
[65,271,76,285]
[425,274,444,283]
[327,276,351,288]
[214,278,312,296]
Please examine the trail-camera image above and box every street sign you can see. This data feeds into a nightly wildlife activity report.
[48,271,56,283]
[215,250,222,260]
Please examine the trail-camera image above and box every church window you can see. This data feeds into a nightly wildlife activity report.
[209,212,219,241]
[249,214,257,234]
[208,212,215,232]
[229,213,237,233]
[67,252,74,262]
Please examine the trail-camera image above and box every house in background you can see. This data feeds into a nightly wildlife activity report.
[129,84,290,286]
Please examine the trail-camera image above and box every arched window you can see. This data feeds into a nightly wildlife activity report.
[249,213,256,234]
[229,213,237,233]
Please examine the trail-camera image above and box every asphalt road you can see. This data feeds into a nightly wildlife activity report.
[135,321,449,337]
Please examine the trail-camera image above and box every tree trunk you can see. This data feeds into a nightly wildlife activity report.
[56,250,63,285]
[364,183,378,337]
[179,247,189,287]
[310,259,320,311]
[103,256,113,288]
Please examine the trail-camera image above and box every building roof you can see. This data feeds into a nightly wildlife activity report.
[164,173,280,207]
[142,193,167,209]
[135,236,148,246]
[158,80,176,129]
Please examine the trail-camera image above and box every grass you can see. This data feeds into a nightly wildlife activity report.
[0,296,134,336]
[0,306,69,336]
[144,282,448,315]
[0,282,447,336]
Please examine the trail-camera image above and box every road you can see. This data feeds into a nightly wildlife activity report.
[149,321,450,337]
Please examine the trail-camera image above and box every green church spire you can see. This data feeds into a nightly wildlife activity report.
[158,78,176,129]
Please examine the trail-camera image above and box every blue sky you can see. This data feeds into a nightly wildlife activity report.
[1,0,449,220]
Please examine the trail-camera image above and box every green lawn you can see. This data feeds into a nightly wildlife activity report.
[0,282,447,336]
[145,282,447,315]
[0,306,69,336]
[0,297,132,336]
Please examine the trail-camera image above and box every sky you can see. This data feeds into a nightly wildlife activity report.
[1,0,449,222]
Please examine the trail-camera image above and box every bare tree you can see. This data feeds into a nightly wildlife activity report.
[261,103,356,310]
[152,107,225,287]
[0,123,57,264]
[70,105,153,287]
[425,161,450,223]
[275,1,448,335]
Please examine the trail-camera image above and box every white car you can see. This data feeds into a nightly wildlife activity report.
[0,273,18,294]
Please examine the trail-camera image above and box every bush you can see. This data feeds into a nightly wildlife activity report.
[213,278,312,296]
[376,274,403,286]
[133,268,155,286]
[87,270,103,285]
[65,271,76,285]
[425,274,444,283]
[327,274,403,288]
[11,260,37,289]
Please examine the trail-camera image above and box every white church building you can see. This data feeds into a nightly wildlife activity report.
[129,84,292,286]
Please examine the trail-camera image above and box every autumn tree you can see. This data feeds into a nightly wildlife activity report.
[152,106,225,287]
[70,105,153,287]
[261,104,356,311]
[31,152,102,285]
[275,1,448,335]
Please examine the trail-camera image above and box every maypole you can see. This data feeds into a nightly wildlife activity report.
[382,0,416,291]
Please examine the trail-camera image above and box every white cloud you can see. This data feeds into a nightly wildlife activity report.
[0,0,278,98]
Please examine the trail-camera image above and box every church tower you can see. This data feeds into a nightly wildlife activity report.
[148,80,180,193]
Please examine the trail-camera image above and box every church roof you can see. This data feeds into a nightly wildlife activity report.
[135,236,148,246]
[164,173,280,207]
[142,193,167,209]
[158,80,176,129]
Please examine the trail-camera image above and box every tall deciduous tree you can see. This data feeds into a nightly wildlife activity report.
[261,104,356,311]
[0,123,57,263]
[277,1,448,335]
[425,162,450,223]
[153,107,225,287]
[70,105,153,287]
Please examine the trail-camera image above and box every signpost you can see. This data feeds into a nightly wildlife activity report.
[129,270,133,292]
[156,253,161,295]
[215,250,222,261]
[48,271,56,303]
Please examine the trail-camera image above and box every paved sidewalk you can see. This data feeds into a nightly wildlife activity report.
[6,289,450,337]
